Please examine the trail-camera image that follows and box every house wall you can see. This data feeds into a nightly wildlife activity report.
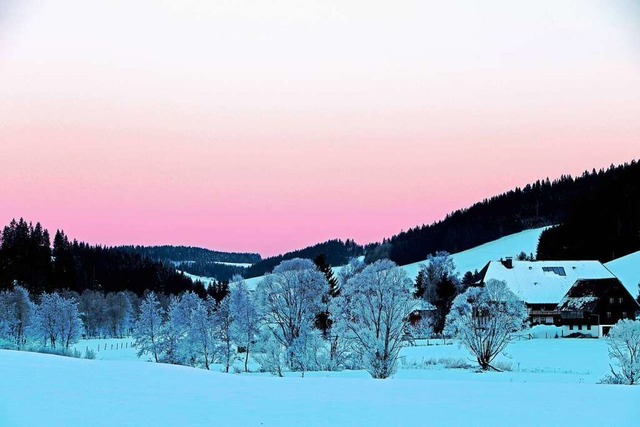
[562,323,599,338]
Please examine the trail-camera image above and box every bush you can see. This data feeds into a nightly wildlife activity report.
[84,349,97,359]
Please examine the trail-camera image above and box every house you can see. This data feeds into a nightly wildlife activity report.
[478,259,617,326]
[556,278,640,337]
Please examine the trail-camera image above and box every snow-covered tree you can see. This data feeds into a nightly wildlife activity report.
[606,319,640,385]
[30,292,83,349]
[0,285,34,349]
[417,251,460,333]
[105,292,133,338]
[444,279,528,371]
[188,298,215,370]
[159,296,182,364]
[336,257,365,291]
[213,296,233,372]
[229,276,260,372]
[78,290,108,338]
[331,259,416,379]
[170,292,203,365]
[257,258,328,370]
[133,292,165,362]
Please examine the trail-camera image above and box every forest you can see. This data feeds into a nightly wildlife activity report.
[365,160,640,266]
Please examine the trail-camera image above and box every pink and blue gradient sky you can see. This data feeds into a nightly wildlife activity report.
[1,1,639,256]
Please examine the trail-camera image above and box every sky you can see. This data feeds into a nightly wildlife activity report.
[1,0,639,257]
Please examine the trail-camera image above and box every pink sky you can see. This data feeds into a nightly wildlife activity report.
[1,1,639,256]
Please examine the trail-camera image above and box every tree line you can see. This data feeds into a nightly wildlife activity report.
[0,219,205,296]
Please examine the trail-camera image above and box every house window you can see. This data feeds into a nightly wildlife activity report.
[607,312,612,319]
[619,298,623,304]
[542,266,566,276]
[609,297,615,304]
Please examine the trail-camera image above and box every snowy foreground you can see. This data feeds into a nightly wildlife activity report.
[2,338,640,427]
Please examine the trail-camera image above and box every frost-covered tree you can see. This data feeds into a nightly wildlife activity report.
[336,257,365,290]
[229,276,260,372]
[331,259,416,379]
[188,298,215,370]
[213,296,233,372]
[170,292,203,365]
[133,292,165,362]
[105,292,133,338]
[30,292,83,349]
[159,296,182,364]
[78,290,108,338]
[444,280,528,371]
[257,258,328,370]
[606,319,640,385]
[0,285,34,349]
[418,251,460,333]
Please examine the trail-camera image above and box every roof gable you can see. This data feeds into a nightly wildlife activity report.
[557,278,640,312]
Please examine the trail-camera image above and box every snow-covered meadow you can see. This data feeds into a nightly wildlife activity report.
[2,336,639,427]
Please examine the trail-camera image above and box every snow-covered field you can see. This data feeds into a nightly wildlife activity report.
[401,226,547,280]
[2,337,639,427]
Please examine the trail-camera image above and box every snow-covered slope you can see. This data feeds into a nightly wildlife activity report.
[239,227,547,290]
[605,251,640,298]
[1,349,638,427]
[400,227,547,280]
[178,270,216,287]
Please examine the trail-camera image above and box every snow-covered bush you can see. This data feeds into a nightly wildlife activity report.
[605,319,640,385]
[444,279,527,371]
[331,259,416,379]
[254,332,287,377]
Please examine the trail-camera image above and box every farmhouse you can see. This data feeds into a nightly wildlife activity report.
[477,259,639,336]
[556,278,640,337]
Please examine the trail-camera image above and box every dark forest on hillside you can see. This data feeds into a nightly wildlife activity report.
[118,245,262,282]
[537,161,640,262]
[364,160,640,266]
[0,219,208,297]
[244,239,363,278]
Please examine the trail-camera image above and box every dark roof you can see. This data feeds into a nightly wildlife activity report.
[557,278,638,312]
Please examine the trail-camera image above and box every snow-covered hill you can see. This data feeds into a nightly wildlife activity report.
[1,349,638,427]
[240,227,547,290]
[400,226,547,279]
[605,251,640,298]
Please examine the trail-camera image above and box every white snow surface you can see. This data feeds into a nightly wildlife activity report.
[178,270,216,287]
[605,250,640,298]
[401,227,548,280]
[2,338,640,427]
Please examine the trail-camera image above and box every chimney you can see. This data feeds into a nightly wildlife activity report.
[501,257,513,269]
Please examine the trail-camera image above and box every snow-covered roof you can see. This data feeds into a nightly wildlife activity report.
[481,260,615,304]
[605,250,640,298]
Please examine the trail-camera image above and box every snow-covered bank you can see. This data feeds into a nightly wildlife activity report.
[1,350,638,427]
